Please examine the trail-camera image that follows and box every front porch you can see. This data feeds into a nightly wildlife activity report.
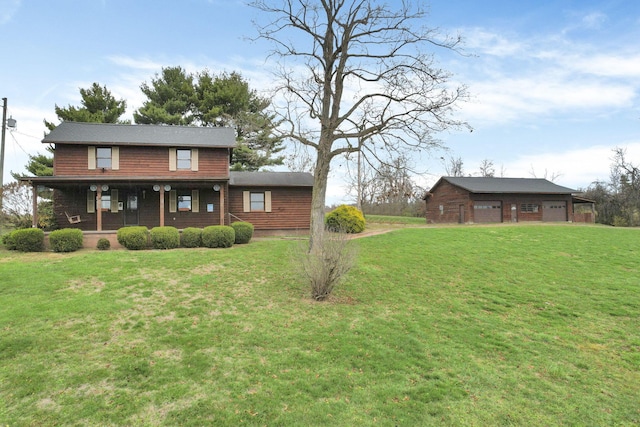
[23,178,230,231]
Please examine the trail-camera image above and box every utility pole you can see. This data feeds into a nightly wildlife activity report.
[1,97,7,210]
[1,97,17,210]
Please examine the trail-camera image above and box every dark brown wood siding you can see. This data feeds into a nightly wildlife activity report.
[228,187,312,230]
[54,144,229,177]
[426,181,575,224]
[425,181,472,223]
[53,185,226,231]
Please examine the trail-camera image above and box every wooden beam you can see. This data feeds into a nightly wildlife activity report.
[31,185,38,228]
[96,189,102,231]
[219,185,225,225]
[159,187,165,227]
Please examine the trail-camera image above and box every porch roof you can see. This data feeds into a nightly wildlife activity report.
[20,175,230,188]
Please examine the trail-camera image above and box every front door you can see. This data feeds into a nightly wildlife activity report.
[124,193,139,226]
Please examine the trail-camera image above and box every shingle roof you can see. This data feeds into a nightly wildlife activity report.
[42,122,236,148]
[436,176,575,194]
[230,171,314,187]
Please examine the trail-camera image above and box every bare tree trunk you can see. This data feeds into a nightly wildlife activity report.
[309,146,331,251]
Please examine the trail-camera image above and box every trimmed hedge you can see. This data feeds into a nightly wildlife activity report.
[150,226,180,249]
[202,225,235,248]
[117,226,149,250]
[181,227,202,248]
[11,228,45,252]
[325,205,366,233]
[231,222,254,244]
[49,228,83,253]
[97,238,111,250]
[2,232,16,250]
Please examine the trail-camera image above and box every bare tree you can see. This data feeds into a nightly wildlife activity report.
[1,182,33,229]
[609,147,640,225]
[443,155,464,177]
[251,0,468,249]
[478,159,495,177]
[529,165,562,182]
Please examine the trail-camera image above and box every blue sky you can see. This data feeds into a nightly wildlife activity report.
[1,0,639,204]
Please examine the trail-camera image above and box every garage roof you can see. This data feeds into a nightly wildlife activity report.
[42,122,236,148]
[436,176,575,194]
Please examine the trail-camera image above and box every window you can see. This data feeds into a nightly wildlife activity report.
[169,190,199,213]
[178,193,192,211]
[250,192,265,211]
[96,147,112,169]
[521,203,539,213]
[101,194,111,210]
[243,191,272,213]
[176,149,191,169]
[474,204,500,209]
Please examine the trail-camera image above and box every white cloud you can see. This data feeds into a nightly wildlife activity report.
[504,142,640,189]
[452,26,640,126]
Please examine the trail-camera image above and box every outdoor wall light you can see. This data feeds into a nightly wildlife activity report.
[164,184,171,191]
[89,184,98,192]
[213,184,221,191]
[101,184,109,192]
[153,184,161,192]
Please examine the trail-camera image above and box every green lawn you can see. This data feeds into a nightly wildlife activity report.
[1,225,638,425]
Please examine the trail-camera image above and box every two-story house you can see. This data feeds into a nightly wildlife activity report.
[21,122,313,235]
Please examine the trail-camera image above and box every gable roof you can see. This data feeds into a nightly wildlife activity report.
[433,176,575,194]
[230,171,314,187]
[42,122,236,148]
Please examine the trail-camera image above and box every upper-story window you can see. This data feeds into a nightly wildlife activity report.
[96,147,112,169]
[176,149,191,170]
[169,148,198,171]
[88,146,119,170]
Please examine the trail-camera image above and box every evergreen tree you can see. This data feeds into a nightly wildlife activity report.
[135,68,284,171]
[45,83,128,130]
[134,66,197,125]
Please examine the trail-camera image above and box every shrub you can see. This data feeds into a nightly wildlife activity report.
[231,222,254,244]
[97,238,111,250]
[117,226,149,250]
[202,225,235,248]
[181,227,202,248]
[49,228,83,253]
[325,205,366,233]
[293,231,358,301]
[2,232,16,250]
[150,226,180,249]
[11,228,45,252]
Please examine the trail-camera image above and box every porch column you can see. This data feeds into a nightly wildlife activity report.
[219,184,225,225]
[96,188,102,231]
[31,184,38,228]
[159,187,165,227]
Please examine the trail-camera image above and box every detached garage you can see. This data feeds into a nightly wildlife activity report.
[424,177,579,224]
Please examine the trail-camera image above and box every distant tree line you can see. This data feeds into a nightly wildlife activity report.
[581,148,640,226]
